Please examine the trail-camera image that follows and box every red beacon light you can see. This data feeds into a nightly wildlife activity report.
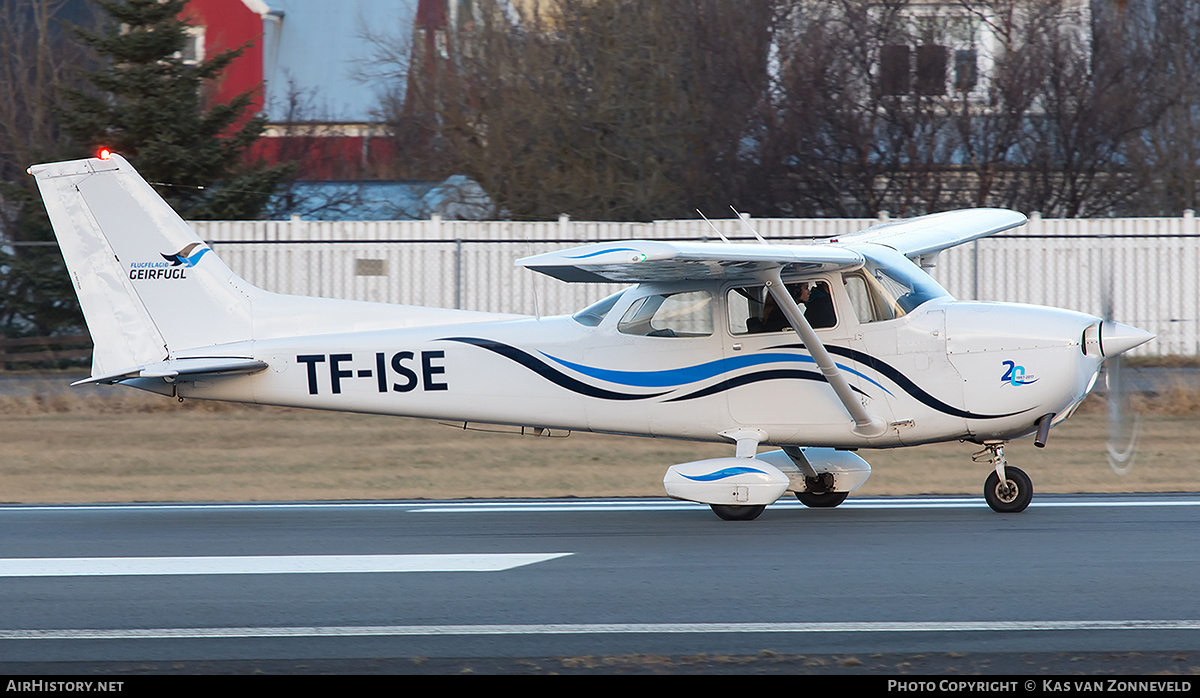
[96,147,112,160]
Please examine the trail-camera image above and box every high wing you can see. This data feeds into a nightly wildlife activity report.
[515,240,864,284]
[516,209,1024,283]
[828,208,1027,267]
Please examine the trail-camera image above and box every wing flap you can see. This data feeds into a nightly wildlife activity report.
[516,240,864,283]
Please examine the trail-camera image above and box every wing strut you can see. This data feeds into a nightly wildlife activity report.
[758,267,887,439]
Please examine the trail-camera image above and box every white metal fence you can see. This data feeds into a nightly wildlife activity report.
[192,212,1200,356]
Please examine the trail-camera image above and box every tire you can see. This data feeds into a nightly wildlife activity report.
[710,504,766,521]
[795,490,849,508]
[984,466,1033,513]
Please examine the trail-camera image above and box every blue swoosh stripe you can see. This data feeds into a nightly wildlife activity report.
[564,248,640,260]
[440,337,667,401]
[443,336,1024,421]
[679,467,767,482]
[665,369,867,402]
[540,351,893,396]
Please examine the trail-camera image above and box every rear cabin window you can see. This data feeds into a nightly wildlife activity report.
[617,291,713,337]
[572,292,622,327]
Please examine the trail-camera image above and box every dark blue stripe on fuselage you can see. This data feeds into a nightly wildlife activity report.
[440,337,667,401]
[665,369,867,402]
[771,342,1024,420]
[442,336,1024,420]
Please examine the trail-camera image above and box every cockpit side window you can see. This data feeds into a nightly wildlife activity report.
[843,272,899,323]
[728,281,836,335]
[617,290,713,337]
[859,244,950,314]
[844,246,953,320]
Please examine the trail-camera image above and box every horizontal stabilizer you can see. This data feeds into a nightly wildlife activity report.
[72,357,269,386]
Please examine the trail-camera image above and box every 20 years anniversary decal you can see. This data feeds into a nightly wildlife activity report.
[1000,359,1037,386]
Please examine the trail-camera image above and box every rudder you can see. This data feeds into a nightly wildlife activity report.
[30,154,255,376]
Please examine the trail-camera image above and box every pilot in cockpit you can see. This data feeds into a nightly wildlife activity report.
[753,281,836,332]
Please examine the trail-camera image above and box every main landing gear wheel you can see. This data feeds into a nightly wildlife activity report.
[795,490,849,508]
[710,504,766,521]
[795,473,848,508]
[984,466,1033,513]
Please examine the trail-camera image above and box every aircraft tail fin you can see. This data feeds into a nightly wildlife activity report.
[29,154,257,376]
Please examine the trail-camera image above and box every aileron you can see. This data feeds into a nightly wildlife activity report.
[833,209,1027,264]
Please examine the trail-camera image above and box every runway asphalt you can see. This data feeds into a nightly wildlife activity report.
[1,495,1198,675]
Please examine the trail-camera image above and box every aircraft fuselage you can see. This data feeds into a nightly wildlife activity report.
[160,285,1106,451]
[32,153,1155,516]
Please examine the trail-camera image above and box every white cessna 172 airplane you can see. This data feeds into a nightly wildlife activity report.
[31,153,1154,520]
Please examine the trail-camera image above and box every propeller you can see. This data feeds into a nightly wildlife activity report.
[1100,272,1142,476]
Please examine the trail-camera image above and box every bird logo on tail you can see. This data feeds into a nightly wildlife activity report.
[161,242,211,267]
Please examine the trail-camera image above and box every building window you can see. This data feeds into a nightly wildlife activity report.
[877,13,979,97]
[880,45,911,96]
[915,44,947,96]
[954,48,978,92]
[180,26,205,65]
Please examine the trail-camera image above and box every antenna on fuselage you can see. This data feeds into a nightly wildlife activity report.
[526,235,542,320]
[731,206,768,245]
[696,209,731,244]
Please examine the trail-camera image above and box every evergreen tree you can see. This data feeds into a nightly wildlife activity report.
[0,184,84,337]
[61,0,290,220]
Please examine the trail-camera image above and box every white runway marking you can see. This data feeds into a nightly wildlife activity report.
[3,619,1199,641]
[3,496,1199,514]
[408,497,1200,513]
[0,553,572,577]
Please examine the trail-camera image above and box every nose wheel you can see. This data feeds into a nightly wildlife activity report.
[975,443,1033,513]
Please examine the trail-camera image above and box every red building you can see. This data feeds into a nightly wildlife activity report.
[179,0,421,180]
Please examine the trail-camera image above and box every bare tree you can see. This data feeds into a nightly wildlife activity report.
[768,0,1193,218]
[0,0,96,337]
[0,0,93,181]
[1016,0,1174,216]
[946,0,1057,209]
[370,0,772,221]
[1119,0,1200,215]
[362,0,1197,221]
[764,0,963,217]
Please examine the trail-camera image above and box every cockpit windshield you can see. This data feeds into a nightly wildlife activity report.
[845,245,951,321]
